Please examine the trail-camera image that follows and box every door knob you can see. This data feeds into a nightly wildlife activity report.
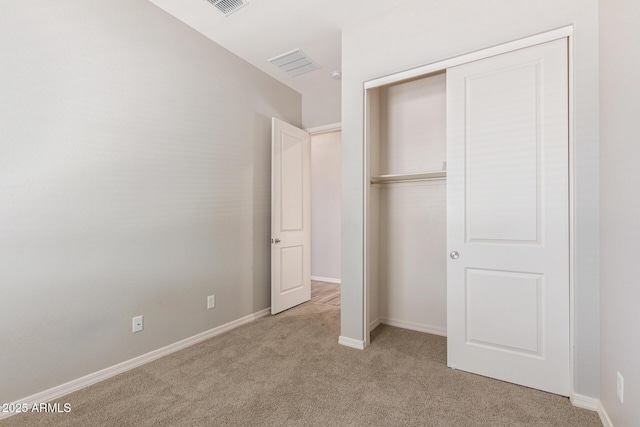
[274,238,281,244]
[450,251,459,259]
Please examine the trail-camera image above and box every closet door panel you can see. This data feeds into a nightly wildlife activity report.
[465,63,539,242]
[447,38,569,396]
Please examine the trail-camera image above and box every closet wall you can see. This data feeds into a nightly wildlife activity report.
[368,72,447,335]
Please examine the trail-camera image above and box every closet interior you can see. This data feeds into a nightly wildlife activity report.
[366,71,448,338]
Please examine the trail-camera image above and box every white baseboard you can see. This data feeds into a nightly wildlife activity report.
[598,401,614,427]
[571,393,599,411]
[338,335,365,350]
[570,394,613,427]
[0,307,271,421]
[380,317,447,337]
[310,276,341,284]
[369,318,381,331]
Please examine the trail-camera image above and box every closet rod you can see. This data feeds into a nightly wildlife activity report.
[370,171,446,185]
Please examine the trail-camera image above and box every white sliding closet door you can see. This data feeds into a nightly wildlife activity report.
[446,38,569,395]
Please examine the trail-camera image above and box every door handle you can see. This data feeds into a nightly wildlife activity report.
[273,238,281,244]
[450,251,459,259]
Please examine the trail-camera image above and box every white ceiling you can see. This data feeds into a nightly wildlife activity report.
[148,0,415,96]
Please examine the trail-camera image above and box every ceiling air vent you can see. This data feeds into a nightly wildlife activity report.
[206,0,248,16]
[268,49,321,77]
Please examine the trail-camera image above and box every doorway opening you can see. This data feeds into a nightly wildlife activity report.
[310,127,342,306]
[270,121,342,314]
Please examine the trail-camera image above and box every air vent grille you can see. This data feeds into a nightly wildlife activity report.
[268,49,321,78]
[206,0,248,16]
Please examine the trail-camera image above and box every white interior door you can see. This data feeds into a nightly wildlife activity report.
[446,38,570,395]
[271,118,311,314]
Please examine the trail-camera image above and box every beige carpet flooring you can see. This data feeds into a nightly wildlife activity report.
[3,302,601,427]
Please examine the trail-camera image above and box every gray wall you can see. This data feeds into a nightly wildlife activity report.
[341,0,600,398]
[310,131,342,281]
[599,0,640,424]
[0,0,300,403]
[303,84,342,129]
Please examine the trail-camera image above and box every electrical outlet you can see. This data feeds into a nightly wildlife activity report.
[207,295,215,309]
[617,371,624,403]
[132,315,143,333]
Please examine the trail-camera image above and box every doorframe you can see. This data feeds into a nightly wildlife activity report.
[362,25,575,394]
[306,122,341,135]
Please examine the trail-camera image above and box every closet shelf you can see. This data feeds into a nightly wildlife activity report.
[370,171,446,185]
